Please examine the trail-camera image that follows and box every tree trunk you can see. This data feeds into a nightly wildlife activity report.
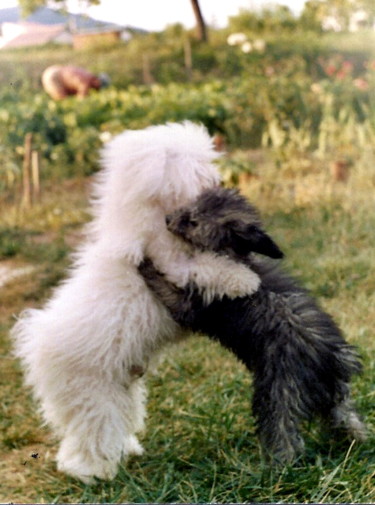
[190,0,208,42]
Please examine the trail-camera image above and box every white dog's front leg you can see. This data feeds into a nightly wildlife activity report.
[158,251,260,304]
[147,233,260,304]
[185,252,260,303]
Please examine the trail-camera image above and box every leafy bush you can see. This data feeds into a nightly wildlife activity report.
[1,28,375,188]
[1,66,375,187]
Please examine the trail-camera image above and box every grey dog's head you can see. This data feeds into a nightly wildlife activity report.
[166,187,284,260]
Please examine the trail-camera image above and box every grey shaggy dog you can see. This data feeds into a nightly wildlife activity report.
[139,187,367,463]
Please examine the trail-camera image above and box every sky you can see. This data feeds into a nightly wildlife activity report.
[1,0,307,31]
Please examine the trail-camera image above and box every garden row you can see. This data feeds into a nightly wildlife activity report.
[1,60,374,190]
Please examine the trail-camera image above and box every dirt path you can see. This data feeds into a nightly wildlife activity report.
[0,261,36,290]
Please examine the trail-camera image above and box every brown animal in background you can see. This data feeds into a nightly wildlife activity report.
[41,65,108,100]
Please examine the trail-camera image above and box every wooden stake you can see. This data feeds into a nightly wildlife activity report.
[22,133,33,208]
[184,36,193,81]
[31,150,41,201]
[142,54,153,85]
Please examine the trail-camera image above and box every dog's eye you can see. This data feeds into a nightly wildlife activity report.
[189,219,198,227]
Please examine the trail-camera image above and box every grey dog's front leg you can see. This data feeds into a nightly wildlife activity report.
[138,258,204,329]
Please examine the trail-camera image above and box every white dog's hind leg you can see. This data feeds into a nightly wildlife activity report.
[12,261,160,483]
[55,379,146,483]
[121,377,147,457]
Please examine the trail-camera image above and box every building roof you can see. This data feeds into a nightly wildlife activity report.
[0,21,69,49]
[0,7,19,23]
[0,6,141,33]
[28,6,123,31]
[0,5,146,49]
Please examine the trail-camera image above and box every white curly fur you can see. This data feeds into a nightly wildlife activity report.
[12,122,260,483]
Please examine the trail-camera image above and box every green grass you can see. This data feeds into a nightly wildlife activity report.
[1,24,374,502]
[1,152,374,503]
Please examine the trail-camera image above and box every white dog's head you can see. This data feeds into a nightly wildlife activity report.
[90,122,221,262]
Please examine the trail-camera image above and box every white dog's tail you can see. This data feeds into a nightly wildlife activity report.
[11,309,46,391]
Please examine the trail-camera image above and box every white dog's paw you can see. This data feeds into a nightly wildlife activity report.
[225,267,261,299]
[200,265,261,303]
[57,455,117,484]
[57,446,118,483]
[123,434,144,456]
[187,252,261,302]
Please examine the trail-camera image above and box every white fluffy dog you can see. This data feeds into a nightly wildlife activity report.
[12,122,260,483]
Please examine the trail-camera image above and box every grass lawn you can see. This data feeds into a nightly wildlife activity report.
[0,152,374,503]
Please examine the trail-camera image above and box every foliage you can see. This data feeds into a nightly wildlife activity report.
[19,0,100,17]
[228,5,299,34]
[301,0,375,31]
[1,44,375,189]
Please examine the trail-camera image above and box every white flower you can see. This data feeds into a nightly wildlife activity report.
[241,41,253,53]
[99,131,112,143]
[227,32,247,46]
[310,83,323,94]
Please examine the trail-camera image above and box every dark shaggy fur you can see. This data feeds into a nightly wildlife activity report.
[139,187,367,463]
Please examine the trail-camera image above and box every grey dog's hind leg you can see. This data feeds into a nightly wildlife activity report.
[330,395,368,441]
[252,363,306,463]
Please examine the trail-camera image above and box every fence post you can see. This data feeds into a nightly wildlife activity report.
[184,36,193,81]
[31,150,41,201]
[142,54,153,85]
[22,133,33,208]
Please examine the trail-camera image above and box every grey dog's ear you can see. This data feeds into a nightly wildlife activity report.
[230,222,284,259]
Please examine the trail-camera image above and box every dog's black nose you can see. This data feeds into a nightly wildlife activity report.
[165,215,171,226]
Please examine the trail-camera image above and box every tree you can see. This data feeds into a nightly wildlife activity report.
[19,0,99,17]
[190,0,208,42]
[19,0,45,16]
[300,0,375,31]
[300,0,328,30]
